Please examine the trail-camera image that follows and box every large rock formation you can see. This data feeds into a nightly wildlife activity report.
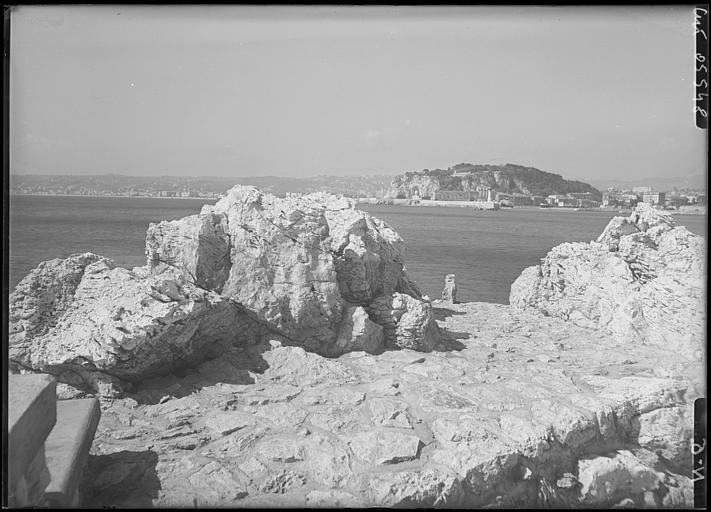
[10,186,439,393]
[9,254,267,395]
[147,185,438,354]
[510,203,705,359]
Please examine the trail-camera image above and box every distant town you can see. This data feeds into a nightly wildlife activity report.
[493,186,707,209]
[8,174,394,200]
[8,173,707,211]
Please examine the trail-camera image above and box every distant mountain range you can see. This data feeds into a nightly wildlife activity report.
[385,163,602,200]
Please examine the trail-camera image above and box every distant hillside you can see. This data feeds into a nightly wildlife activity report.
[385,163,602,200]
[9,174,395,198]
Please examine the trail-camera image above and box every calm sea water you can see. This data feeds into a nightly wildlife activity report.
[8,195,707,304]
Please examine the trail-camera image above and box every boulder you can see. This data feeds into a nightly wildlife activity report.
[148,185,437,353]
[442,274,457,303]
[9,254,265,394]
[367,292,441,351]
[510,204,705,359]
[334,306,385,355]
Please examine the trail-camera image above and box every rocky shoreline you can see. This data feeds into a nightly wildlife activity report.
[8,187,705,508]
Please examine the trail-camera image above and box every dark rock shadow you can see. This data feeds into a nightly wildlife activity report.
[430,332,468,352]
[432,326,471,352]
[81,449,160,508]
[626,416,690,477]
[129,340,271,405]
[432,306,467,321]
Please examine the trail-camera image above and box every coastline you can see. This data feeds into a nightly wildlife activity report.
[9,193,219,200]
[357,198,708,216]
[12,193,706,216]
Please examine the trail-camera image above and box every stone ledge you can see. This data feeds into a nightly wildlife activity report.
[8,374,57,492]
[45,398,102,508]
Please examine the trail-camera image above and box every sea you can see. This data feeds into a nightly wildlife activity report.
[8,195,707,304]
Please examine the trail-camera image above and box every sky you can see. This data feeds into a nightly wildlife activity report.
[9,5,708,182]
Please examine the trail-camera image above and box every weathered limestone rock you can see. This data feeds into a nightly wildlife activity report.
[9,254,265,393]
[9,253,108,346]
[197,187,342,349]
[348,430,422,465]
[367,397,412,428]
[146,213,230,292]
[577,450,665,506]
[334,305,385,354]
[81,302,701,508]
[510,203,705,359]
[367,292,441,351]
[10,187,439,395]
[635,405,693,473]
[442,274,457,303]
[146,185,437,353]
[366,467,464,507]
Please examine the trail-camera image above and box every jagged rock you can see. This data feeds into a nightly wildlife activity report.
[334,305,384,354]
[366,467,464,507]
[9,252,108,345]
[147,185,437,353]
[259,470,305,494]
[146,213,230,292]
[9,254,264,393]
[323,203,413,304]
[577,450,665,506]
[367,293,441,351]
[596,216,639,251]
[509,204,705,359]
[10,186,441,393]
[636,406,693,473]
[442,274,457,303]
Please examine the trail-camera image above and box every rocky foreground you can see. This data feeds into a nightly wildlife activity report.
[73,301,702,508]
[8,191,706,508]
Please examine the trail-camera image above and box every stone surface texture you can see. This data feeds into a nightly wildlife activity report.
[77,301,702,508]
[509,203,705,359]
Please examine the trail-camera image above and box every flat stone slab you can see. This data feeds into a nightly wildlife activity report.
[8,374,57,489]
[45,398,102,507]
[83,302,704,508]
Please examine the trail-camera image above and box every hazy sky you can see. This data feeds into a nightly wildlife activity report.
[9,5,707,181]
